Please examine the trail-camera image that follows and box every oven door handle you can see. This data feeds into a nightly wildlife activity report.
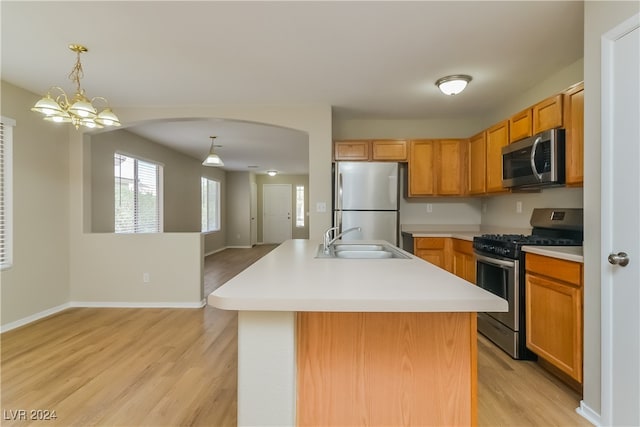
[530,136,543,181]
[475,253,516,269]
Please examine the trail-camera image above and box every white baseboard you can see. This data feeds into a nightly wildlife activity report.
[69,300,206,309]
[577,401,601,426]
[1,302,71,333]
[204,247,227,257]
[225,245,253,249]
[1,300,207,333]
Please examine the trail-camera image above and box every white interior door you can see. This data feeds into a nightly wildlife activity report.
[263,184,292,244]
[601,13,640,426]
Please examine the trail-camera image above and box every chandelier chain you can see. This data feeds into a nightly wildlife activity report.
[68,50,85,94]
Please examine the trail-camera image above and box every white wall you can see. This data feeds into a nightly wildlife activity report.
[226,171,252,248]
[0,82,71,328]
[66,106,331,308]
[90,129,204,233]
[582,1,640,418]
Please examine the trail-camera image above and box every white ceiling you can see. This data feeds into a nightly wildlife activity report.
[1,1,584,174]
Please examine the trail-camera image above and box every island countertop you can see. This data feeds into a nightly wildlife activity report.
[208,239,507,313]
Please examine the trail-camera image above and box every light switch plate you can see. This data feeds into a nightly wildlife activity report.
[316,202,326,213]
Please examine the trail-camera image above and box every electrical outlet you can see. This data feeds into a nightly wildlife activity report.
[516,201,523,213]
[426,203,433,213]
[316,202,326,213]
[143,272,150,283]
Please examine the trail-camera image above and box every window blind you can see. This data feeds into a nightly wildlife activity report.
[115,153,162,233]
[0,117,14,269]
[201,177,220,232]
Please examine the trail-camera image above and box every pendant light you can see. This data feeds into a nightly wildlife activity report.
[202,136,224,167]
[435,75,472,96]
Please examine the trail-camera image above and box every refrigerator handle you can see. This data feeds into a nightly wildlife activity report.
[337,172,343,212]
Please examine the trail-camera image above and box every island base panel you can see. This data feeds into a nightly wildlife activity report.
[297,312,477,426]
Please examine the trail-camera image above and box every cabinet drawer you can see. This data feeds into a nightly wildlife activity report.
[452,239,473,255]
[415,237,446,250]
[525,253,582,286]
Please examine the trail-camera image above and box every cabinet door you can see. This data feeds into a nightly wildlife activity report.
[452,239,475,284]
[564,82,584,186]
[509,108,532,143]
[334,140,370,161]
[408,140,435,196]
[533,94,564,133]
[414,237,447,269]
[436,139,465,195]
[526,272,582,383]
[371,140,408,161]
[486,120,509,193]
[468,132,486,195]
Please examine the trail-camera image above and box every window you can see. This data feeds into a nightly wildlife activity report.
[296,185,305,228]
[201,177,220,232]
[114,153,162,233]
[0,117,15,269]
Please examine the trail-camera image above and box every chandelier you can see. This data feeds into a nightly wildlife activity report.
[31,44,120,130]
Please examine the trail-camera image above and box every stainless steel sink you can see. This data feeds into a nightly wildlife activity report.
[315,243,410,259]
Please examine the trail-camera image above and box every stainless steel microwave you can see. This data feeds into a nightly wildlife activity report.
[502,128,565,189]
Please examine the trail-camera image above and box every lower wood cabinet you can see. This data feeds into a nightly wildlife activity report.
[525,253,583,384]
[414,237,449,271]
[452,239,476,284]
[414,237,475,283]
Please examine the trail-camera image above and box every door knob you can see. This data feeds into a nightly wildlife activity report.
[608,252,630,267]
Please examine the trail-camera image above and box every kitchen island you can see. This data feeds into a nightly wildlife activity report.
[208,239,507,426]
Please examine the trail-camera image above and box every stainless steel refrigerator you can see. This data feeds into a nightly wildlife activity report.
[333,162,399,245]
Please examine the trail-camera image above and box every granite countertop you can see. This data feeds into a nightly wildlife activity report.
[208,239,507,313]
[522,246,584,263]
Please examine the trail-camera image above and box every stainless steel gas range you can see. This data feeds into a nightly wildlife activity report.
[473,208,583,359]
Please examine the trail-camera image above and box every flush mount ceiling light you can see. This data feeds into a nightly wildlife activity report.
[435,74,473,96]
[202,136,224,167]
[267,170,278,177]
[31,44,120,130]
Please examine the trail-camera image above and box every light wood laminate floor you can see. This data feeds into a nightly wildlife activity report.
[1,244,591,426]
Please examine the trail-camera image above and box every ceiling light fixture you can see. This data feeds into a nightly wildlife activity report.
[202,136,224,167]
[31,44,120,129]
[435,74,472,96]
[267,170,278,177]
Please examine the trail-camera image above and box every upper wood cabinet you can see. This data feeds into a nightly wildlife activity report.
[485,120,509,193]
[334,140,370,161]
[437,139,466,195]
[334,140,407,161]
[533,94,564,133]
[525,253,583,385]
[371,139,408,161]
[468,131,486,195]
[564,82,584,186]
[408,139,466,197]
[509,108,533,143]
[408,140,435,196]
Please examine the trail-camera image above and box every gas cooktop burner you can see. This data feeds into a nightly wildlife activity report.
[473,233,582,259]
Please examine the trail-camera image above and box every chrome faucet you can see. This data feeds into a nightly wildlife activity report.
[323,226,361,254]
